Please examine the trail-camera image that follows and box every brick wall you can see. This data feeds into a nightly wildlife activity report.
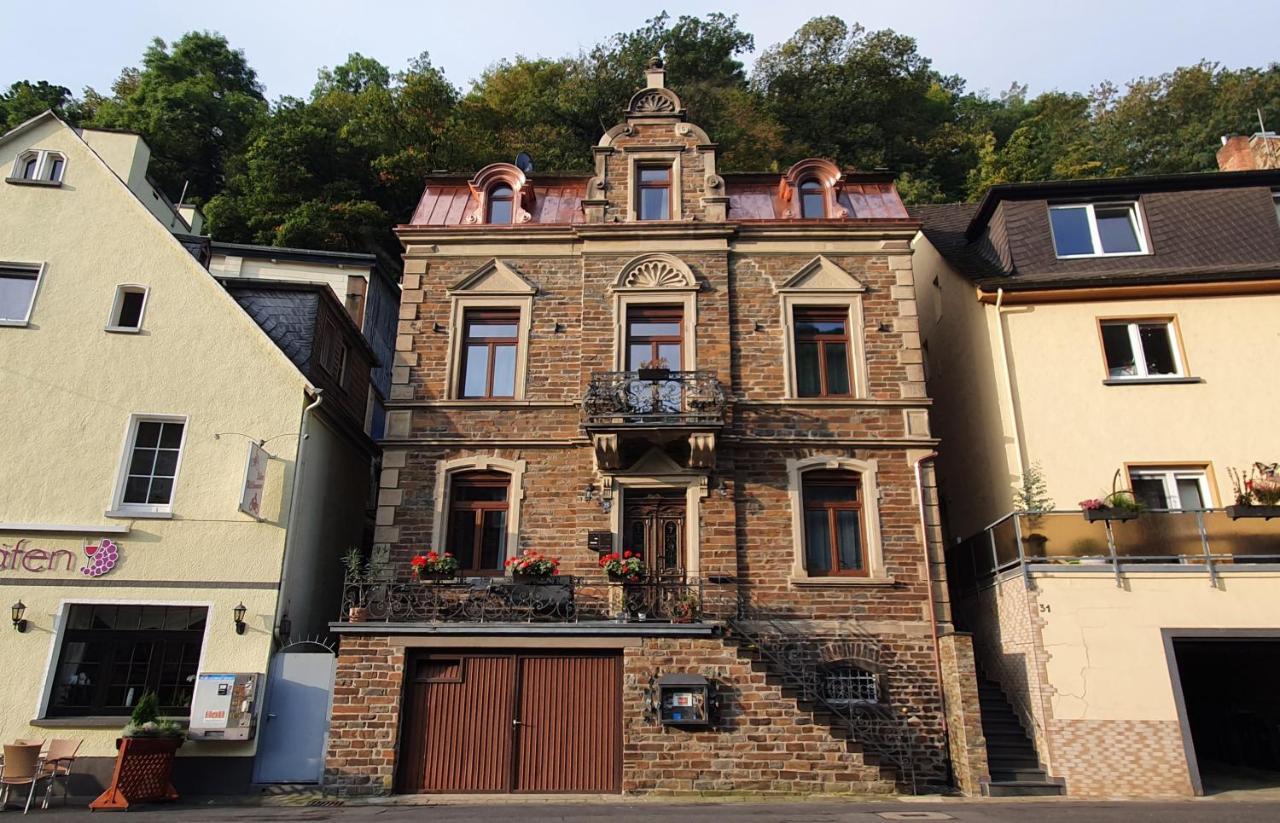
[325,634,405,795]
[1048,718,1192,797]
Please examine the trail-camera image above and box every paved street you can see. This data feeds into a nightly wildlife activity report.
[14,799,1280,822]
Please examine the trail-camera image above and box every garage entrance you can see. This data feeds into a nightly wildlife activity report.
[397,650,622,793]
[1173,638,1280,793]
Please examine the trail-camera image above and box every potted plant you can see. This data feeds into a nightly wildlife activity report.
[1080,470,1143,522]
[342,547,371,622]
[1227,463,1280,519]
[411,550,460,581]
[90,692,182,810]
[600,550,647,583]
[670,590,700,623]
[505,550,561,583]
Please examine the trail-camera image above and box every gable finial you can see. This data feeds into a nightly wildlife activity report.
[645,56,666,89]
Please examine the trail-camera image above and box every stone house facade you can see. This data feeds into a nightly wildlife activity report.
[325,61,984,797]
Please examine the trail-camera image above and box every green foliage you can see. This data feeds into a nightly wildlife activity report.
[1013,460,1055,513]
[0,81,90,130]
[86,32,268,203]
[130,691,161,726]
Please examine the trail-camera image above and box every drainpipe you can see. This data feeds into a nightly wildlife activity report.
[272,390,324,645]
[993,288,1027,476]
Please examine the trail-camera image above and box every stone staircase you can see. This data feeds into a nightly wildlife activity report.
[723,620,919,794]
[977,675,1065,796]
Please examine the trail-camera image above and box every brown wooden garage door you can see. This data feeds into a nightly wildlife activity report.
[398,651,622,793]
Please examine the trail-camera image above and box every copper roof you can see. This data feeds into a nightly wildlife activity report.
[410,181,588,226]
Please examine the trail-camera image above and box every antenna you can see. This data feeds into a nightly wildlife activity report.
[515,152,534,175]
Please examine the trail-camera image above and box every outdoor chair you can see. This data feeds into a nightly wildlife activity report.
[0,743,47,814]
[39,739,81,809]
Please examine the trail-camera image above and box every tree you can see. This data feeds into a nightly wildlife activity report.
[87,32,267,203]
[0,81,90,130]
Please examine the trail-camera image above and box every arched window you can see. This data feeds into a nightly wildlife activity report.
[819,662,880,704]
[446,471,510,573]
[18,152,40,181]
[799,179,826,219]
[11,150,65,183]
[486,184,514,224]
[44,153,65,182]
[801,469,865,576]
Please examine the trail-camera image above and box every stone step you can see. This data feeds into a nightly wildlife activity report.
[990,768,1051,783]
[985,780,1066,797]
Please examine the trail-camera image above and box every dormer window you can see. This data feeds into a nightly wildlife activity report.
[486,185,514,224]
[10,150,65,184]
[1049,202,1147,258]
[637,165,672,221]
[799,180,826,219]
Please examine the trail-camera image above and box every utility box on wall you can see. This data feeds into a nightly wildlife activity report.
[189,673,262,741]
[656,673,712,727]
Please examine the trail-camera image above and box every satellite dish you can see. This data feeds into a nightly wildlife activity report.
[515,152,534,174]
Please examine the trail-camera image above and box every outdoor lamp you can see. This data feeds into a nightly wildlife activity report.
[277,612,292,641]
[11,601,27,633]
[233,602,247,635]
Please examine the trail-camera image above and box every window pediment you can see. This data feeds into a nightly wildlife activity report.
[778,159,846,219]
[613,253,698,291]
[448,259,537,296]
[777,256,867,293]
[465,164,534,225]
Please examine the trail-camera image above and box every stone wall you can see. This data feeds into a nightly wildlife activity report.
[937,632,989,795]
[325,634,405,796]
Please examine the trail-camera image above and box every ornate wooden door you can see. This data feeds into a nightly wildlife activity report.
[622,491,686,578]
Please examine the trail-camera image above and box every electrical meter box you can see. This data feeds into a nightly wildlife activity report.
[657,673,712,727]
[188,673,261,741]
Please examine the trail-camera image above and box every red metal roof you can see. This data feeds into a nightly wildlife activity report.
[725,180,908,221]
[409,182,587,226]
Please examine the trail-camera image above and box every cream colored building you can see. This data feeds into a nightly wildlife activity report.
[913,170,1280,797]
[0,112,375,793]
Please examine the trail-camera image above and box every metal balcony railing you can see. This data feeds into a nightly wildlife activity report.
[582,370,726,427]
[340,575,737,624]
[949,508,1280,592]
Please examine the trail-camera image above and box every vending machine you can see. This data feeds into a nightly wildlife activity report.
[188,673,262,741]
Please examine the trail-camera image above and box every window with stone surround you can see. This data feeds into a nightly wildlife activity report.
[486,184,514,224]
[444,260,536,401]
[458,308,520,399]
[636,165,672,220]
[445,471,511,573]
[801,470,866,577]
[799,179,826,219]
[9,149,64,184]
[793,306,852,397]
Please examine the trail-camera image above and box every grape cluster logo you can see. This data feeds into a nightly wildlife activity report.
[81,538,120,577]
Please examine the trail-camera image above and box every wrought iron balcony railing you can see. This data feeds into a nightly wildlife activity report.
[949,508,1280,592]
[340,575,736,624]
[582,369,726,427]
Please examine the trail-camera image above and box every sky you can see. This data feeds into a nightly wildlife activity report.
[2,0,1278,102]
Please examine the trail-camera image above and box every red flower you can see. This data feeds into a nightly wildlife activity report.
[623,550,632,559]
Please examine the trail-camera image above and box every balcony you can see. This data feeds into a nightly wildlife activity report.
[340,575,735,625]
[949,509,1280,592]
[582,369,726,469]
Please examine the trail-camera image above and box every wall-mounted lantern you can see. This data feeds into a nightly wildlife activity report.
[11,601,27,633]
[233,602,247,635]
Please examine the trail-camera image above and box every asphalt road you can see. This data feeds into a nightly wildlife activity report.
[17,800,1280,822]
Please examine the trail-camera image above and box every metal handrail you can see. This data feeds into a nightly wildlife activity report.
[582,370,726,426]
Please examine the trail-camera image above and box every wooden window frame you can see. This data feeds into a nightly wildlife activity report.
[801,470,869,578]
[793,305,853,397]
[458,308,520,399]
[798,179,827,219]
[636,164,672,221]
[446,472,511,575]
[625,304,683,370]
[486,184,515,225]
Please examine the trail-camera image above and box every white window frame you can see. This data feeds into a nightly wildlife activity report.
[0,261,46,327]
[1100,319,1184,380]
[107,414,190,519]
[1049,202,1149,259]
[1128,467,1212,511]
[105,284,150,333]
[10,150,65,184]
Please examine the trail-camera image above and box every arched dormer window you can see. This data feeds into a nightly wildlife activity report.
[799,179,826,219]
[10,150,65,185]
[486,184,514,224]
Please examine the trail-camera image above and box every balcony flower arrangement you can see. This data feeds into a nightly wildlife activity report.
[1228,462,1280,520]
[505,550,560,583]
[600,550,647,583]
[1079,491,1141,522]
[410,550,459,581]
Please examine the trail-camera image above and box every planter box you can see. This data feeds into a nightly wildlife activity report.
[89,736,182,810]
[511,572,558,585]
[1083,508,1139,522]
[414,571,457,582]
[637,368,671,381]
[1226,505,1280,520]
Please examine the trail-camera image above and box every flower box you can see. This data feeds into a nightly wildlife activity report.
[1083,507,1139,522]
[1225,505,1280,521]
[637,367,671,381]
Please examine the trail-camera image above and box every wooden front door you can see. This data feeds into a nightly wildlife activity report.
[398,652,621,794]
[623,490,686,579]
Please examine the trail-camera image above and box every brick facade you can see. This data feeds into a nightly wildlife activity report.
[327,66,975,796]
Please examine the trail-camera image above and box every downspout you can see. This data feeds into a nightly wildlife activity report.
[993,287,1027,476]
[272,389,324,645]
